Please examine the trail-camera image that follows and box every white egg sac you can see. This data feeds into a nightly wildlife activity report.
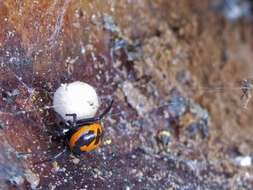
[53,81,100,121]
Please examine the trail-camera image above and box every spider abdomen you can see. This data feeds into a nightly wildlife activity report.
[69,123,103,154]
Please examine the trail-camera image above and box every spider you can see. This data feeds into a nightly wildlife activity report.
[20,100,113,164]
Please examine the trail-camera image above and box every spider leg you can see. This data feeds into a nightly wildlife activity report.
[55,111,72,128]
[25,114,64,137]
[45,127,63,136]
[34,147,68,164]
[76,100,113,126]
[27,117,48,133]
[38,122,67,137]
[44,121,56,127]
[46,111,72,128]
[45,112,74,136]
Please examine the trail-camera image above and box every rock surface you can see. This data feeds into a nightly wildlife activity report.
[1,0,253,189]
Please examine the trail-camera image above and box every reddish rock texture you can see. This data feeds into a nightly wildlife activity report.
[1,0,253,189]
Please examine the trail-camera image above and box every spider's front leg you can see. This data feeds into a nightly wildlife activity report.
[46,111,72,128]
[45,115,73,137]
